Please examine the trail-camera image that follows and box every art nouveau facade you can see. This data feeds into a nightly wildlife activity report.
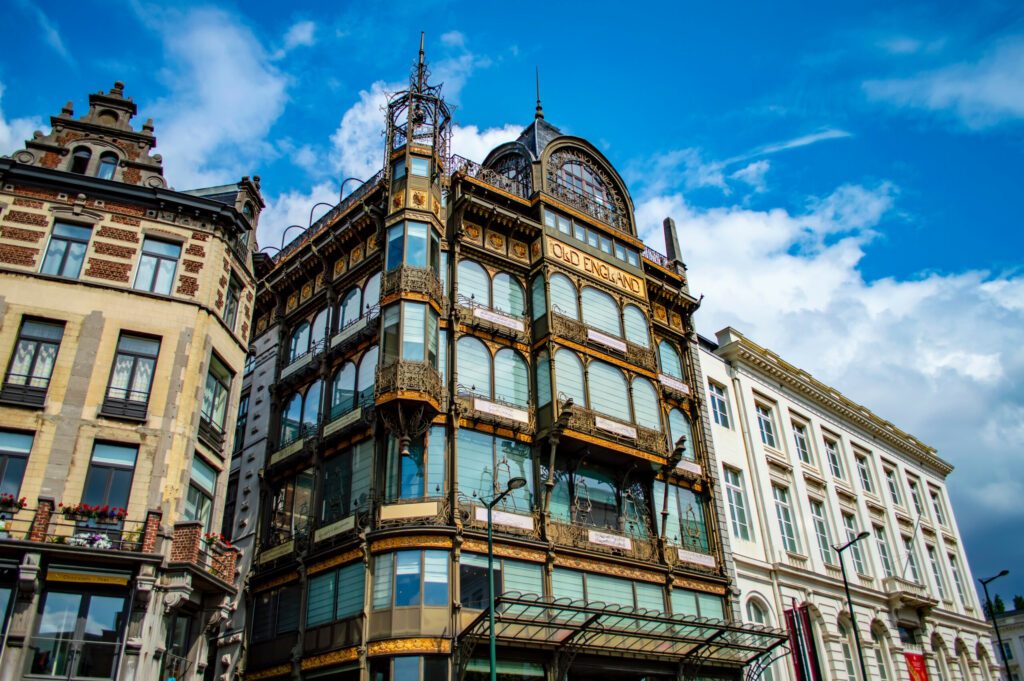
[699,328,1000,681]
[0,83,258,681]
[230,48,786,681]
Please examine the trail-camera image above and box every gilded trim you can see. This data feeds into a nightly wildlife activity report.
[672,576,727,595]
[252,571,300,593]
[46,572,129,585]
[553,554,663,584]
[563,429,666,465]
[370,535,453,554]
[367,637,451,657]
[462,540,546,563]
[244,663,292,680]
[300,646,359,670]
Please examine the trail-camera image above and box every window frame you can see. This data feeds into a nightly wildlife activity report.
[2,318,64,405]
[808,498,836,566]
[708,382,731,429]
[82,441,138,512]
[101,332,161,419]
[373,549,449,610]
[772,485,799,554]
[184,455,217,531]
[223,276,242,330]
[884,466,903,506]
[755,403,779,449]
[792,420,813,465]
[0,430,32,498]
[41,222,92,279]
[133,237,182,295]
[856,454,875,493]
[823,436,844,479]
[723,467,751,541]
[200,353,233,439]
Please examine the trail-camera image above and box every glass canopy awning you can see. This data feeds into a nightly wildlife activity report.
[458,593,788,668]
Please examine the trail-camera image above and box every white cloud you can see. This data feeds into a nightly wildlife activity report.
[329,80,395,183]
[16,0,74,65]
[750,128,852,156]
[729,160,770,193]
[257,180,338,253]
[0,83,45,156]
[451,123,521,162]
[143,7,289,189]
[636,184,1024,523]
[273,20,317,60]
[864,36,1024,128]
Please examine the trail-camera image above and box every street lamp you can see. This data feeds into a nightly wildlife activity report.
[980,569,1010,679]
[833,530,870,681]
[485,476,527,681]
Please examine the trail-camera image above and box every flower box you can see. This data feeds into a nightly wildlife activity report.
[0,494,27,512]
[57,503,127,523]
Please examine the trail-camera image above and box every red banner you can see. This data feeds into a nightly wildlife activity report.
[904,652,930,681]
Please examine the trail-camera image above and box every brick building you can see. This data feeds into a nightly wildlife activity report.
[227,44,786,681]
[0,82,258,680]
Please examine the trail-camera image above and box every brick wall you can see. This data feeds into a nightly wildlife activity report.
[84,257,131,282]
[177,275,198,296]
[171,521,203,564]
[29,498,54,542]
[0,243,39,267]
[93,241,136,259]
[97,225,139,242]
[0,225,45,242]
[3,210,48,227]
[142,510,162,554]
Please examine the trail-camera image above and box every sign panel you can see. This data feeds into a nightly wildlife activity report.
[659,374,690,395]
[675,459,703,476]
[474,397,530,424]
[587,529,632,550]
[314,516,356,542]
[473,307,525,332]
[587,328,628,353]
[548,238,646,298]
[676,548,716,569]
[475,506,534,530]
[595,416,637,439]
[904,653,930,681]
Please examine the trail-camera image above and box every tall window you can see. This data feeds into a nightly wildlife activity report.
[491,272,526,316]
[773,485,799,553]
[708,382,731,428]
[927,545,947,599]
[457,260,489,306]
[930,491,947,526]
[460,555,544,609]
[321,440,373,524]
[756,404,778,449]
[42,223,91,279]
[654,481,709,553]
[104,333,160,415]
[824,437,844,479]
[456,429,533,512]
[0,430,31,497]
[372,550,448,608]
[356,346,377,405]
[184,456,217,530]
[842,513,867,574]
[838,622,858,680]
[632,377,661,431]
[201,354,232,435]
[581,286,621,337]
[622,305,649,347]
[588,360,629,421]
[746,602,776,681]
[494,349,529,407]
[667,409,694,460]
[224,277,241,330]
[875,526,895,577]
[885,467,902,506]
[288,322,310,363]
[134,238,181,295]
[233,393,249,456]
[97,153,118,180]
[792,421,812,464]
[83,442,137,511]
[386,426,446,500]
[251,584,300,643]
[658,341,683,380]
[948,554,968,604]
[856,455,875,493]
[28,590,126,680]
[903,537,922,584]
[307,562,365,628]
[873,630,892,681]
[456,336,491,397]
[279,380,322,446]
[908,479,925,517]
[381,302,438,367]
[385,220,439,272]
[3,318,63,396]
[267,468,314,545]
[723,468,751,541]
[553,349,585,406]
[808,499,836,566]
[338,287,363,329]
[549,273,578,319]
[330,362,357,418]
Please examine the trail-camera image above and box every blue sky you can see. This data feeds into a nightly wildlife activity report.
[1,0,1022,601]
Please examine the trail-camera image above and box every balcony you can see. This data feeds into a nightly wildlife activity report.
[375,360,443,409]
[666,541,719,573]
[376,496,450,529]
[380,265,445,309]
[455,295,529,344]
[0,499,162,557]
[321,398,375,445]
[448,154,531,199]
[99,388,150,421]
[169,521,240,589]
[551,313,657,372]
[458,500,539,540]
[198,415,226,452]
[330,307,380,356]
[0,375,48,407]
[455,389,534,434]
[547,177,629,233]
[268,424,317,468]
[882,576,939,610]
[549,519,659,563]
[280,337,329,384]
[563,401,668,463]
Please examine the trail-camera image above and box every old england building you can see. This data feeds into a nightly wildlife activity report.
[0,83,258,680]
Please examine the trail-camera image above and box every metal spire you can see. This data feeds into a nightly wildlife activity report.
[535,66,544,120]
[415,31,427,94]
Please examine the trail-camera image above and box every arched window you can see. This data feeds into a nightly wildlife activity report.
[310,308,330,348]
[494,349,528,407]
[289,322,310,362]
[339,288,362,328]
[331,362,357,417]
[623,305,649,348]
[588,361,629,421]
[535,350,551,407]
[838,622,858,680]
[280,392,303,444]
[658,340,683,380]
[549,274,578,319]
[457,336,491,397]
[242,202,255,222]
[97,152,117,180]
[746,601,776,680]
[530,275,546,320]
[558,160,612,208]
[581,286,621,337]
[302,380,322,428]
[873,629,893,681]
[631,377,661,430]
[554,349,585,407]
[70,146,91,174]
[458,260,489,306]
[492,273,525,315]
[668,409,694,460]
[356,346,377,405]
[363,273,381,312]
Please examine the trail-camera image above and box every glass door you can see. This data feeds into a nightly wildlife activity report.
[28,590,127,680]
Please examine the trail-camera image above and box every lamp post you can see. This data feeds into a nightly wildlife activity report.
[486,476,527,681]
[980,569,1010,679]
[833,530,870,681]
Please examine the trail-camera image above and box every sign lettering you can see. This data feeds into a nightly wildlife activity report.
[548,239,646,298]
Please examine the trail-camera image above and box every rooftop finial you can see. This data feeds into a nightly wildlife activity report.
[535,66,544,120]
[415,31,427,93]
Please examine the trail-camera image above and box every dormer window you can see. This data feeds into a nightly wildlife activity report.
[242,202,254,222]
[97,153,118,180]
[70,147,91,175]
[558,160,610,207]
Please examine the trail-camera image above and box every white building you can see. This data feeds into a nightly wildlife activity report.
[698,327,1000,681]
[992,608,1024,681]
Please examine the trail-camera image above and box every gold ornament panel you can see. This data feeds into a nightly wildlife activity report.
[300,646,359,670]
[462,540,545,564]
[307,548,364,576]
[367,637,450,657]
[370,535,453,554]
[553,554,663,584]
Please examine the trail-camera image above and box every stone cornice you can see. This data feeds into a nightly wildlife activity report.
[715,328,953,476]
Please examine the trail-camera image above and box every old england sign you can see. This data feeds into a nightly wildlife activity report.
[547,237,646,299]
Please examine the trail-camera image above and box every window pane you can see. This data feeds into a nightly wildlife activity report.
[307,572,336,627]
[658,341,682,379]
[552,569,584,600]
[581,286,620,337]
[668,409,693,459]
[395,551,421,606]
[364,273,381,309]
[457,336,491,397]
[386,224,404,271]
[402,302,426,361]
[423,550,448,605]
[357,346,377,404]
[530,275,546,320]
[426,426,446,497]
[623,305,649,348]
[406,221,428,267]
[553,349,585,407]
[382,305,400,366]
[332,363,357,416]
[30,591,82,676]
[135,255,157,292]
[410,157,430,177]
[503,560,542,597]
[635,582,665,613]
[92,442,138,467]
[191,457,217,494]
[494,349,528,407]
[587,574,633,608]
[549,274,578,319]
[671,588,698,617]
[535,350,551,407]
[340,288,362,327]
[458,260,490,307]
[336,562,365,619]
[631,378,660,430]
[492,273,525,315]
[588,361,628,420]
[456,428,494,503]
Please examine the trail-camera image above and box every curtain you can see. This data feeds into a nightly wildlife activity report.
[494,349,529,407]
[588,361,629,421]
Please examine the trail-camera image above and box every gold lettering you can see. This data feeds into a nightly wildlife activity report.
[546,237,646,298]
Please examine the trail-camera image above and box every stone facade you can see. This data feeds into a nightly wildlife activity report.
[699,327,1001,681]
[0,83,261,681]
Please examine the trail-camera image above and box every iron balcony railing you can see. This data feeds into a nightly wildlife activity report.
[447,154,531,199]
[99,387,151,420]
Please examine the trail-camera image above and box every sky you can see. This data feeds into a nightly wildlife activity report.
[1,0,1022,602]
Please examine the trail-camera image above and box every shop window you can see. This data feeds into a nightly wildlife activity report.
[456,429,533,511]
[372,550,448,608]
[386,426,446,501]
[460,554,544,609]
[28,590,127,679]
[552,568,665,612]
[671,587,724,620]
